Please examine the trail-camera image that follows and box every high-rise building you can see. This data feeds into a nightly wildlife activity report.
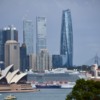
[60,9,73,67]
[5,40,20,70]
[37,49,51,72]
[36,17,47,72]
[0,30,4,62]
[29,54,36,71]
[52,55,63,68]
[52,55,68,68]
[20,43,28,72]
[36,17,47,54]
[0,26,18,65]
[23,19,34,55]
[3,25,18,41]
[0,29,4,69]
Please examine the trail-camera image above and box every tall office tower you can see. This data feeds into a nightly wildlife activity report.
[29,54,36,71]
[0,30,4,69]
[3,25,18,41]
[20,43,28,72]
[0,26,18,66]
[60,9,73,67]
[52,55,63,68]
[36,17,47,72]
[0,30,4,62]
[5,40,20,70]
[37,49,51,72]
[36,17,47,54]
[23,19,34,55]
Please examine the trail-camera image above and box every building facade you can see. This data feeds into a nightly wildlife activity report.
[52,55,62,68]
[36,17,47,71]
[29,54,36,71]
[37,49,51,72]
[60,9,73,67]
[0,26,18,67]
[20,43,28,72]
[36,17,47,54]
[5,40,20,70]
[0,30,4,63]
[3,25,18,41]
[23,19,34,55]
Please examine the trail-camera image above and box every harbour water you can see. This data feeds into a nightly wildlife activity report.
[0,89,72,100]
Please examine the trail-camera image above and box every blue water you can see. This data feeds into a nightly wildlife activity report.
[0,89,72,100]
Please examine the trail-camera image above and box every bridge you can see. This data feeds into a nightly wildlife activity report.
[85,55,100,66]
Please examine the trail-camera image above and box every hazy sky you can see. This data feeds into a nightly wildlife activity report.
[0,0,100,65]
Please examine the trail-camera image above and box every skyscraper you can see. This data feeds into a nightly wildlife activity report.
[0,26,18,66]
[5,40,20,70]
[52,55,63,68]
[60,9,73,67]
[3,25,18,41]
[37,49,51,72]
[23,19,34,55]
[36,17,47,72]
[20,43,28,72]
[0,30,4,62]
[36,17,47,54]
[29,54,36,71]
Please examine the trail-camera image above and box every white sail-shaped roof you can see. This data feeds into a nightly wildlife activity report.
[0,64,14,80]
[2,64,14,76]
[10,73,27,84]
[0,64,27,84]
[6,69,19,84]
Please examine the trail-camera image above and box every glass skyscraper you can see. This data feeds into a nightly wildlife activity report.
[60,9,73,67]
[23,19,34,55]
[36,17,47,72]
[36,17,47,54]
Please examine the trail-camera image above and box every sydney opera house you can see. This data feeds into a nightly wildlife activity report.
[0,64,36,92]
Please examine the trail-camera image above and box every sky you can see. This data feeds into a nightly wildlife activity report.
[0,0,100,65]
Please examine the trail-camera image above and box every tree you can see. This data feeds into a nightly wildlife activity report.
[66,79,100,100]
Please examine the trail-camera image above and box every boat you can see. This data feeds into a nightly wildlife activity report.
[35,84,61,89]
[35,81,61,89]
[32,81,76,89]
[60,82,75,89]
[4,94,17,100]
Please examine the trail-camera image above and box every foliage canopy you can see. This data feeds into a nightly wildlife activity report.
[66,79,100,100]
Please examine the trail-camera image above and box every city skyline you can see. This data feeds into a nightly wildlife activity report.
[0,0,100,65]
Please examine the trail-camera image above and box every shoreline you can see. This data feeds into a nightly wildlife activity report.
[0,89,40,93]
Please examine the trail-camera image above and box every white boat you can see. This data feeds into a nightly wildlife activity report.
[61,82,75,89]
[4,94,16,100]
[31,84,36,88]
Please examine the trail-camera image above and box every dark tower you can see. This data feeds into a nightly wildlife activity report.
[20,43,28,72]
[0,26,18,67]
[60,9,73,67]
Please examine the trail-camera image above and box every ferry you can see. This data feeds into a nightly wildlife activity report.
[4,94,16,100]
[35,84,61,89]
[31,81,75,89]
[60,82,75,89]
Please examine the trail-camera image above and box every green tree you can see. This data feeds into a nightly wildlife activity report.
[66,79,100,100]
